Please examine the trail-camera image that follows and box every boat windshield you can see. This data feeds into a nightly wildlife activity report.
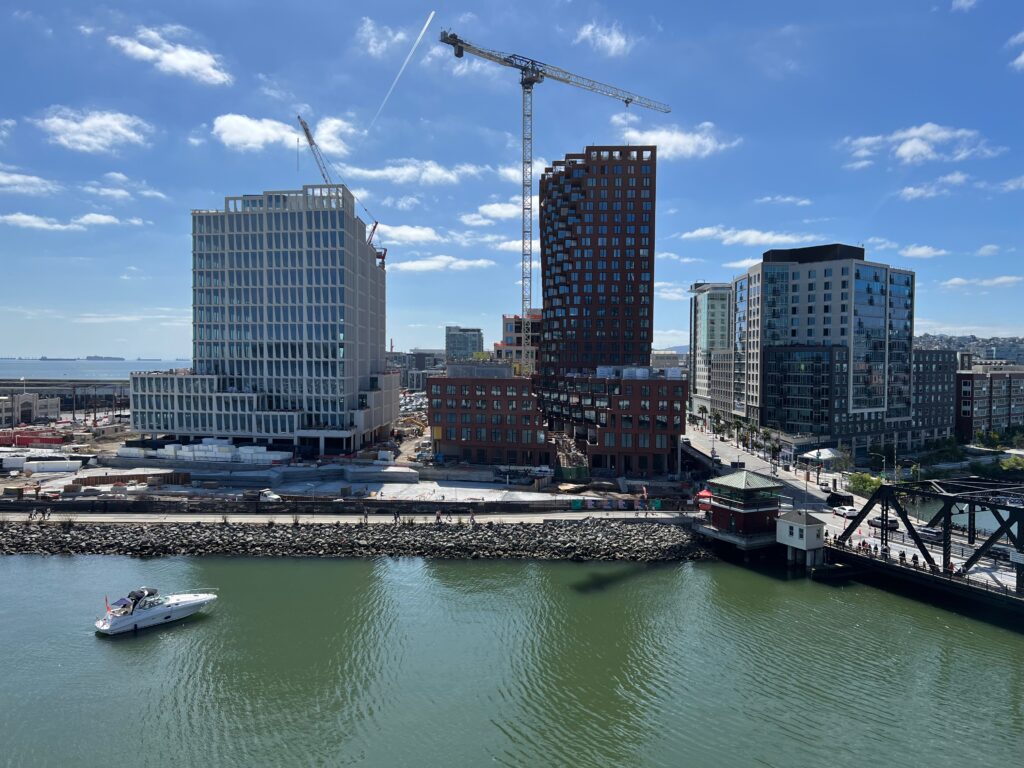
[138,596,166,609]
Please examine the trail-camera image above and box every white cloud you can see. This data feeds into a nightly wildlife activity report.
[32,108,153,154]
[866,237,899,251]
[82,171,166,202]
[389,254,496,272]
[942,276,1021,288]
[494,238,540,252]
[0,211,136,231]
[976,244,999,257]
[574,21,635,57]
[459,213,494,227]
[72,213,120,226]
[478,201,520,220]
[74,309,189,325]
[212,114,297,151]
[656,251,703,263]
[755,194,812,206]
[0,118,14,144]
[312,116,359,157]
[375,223,445,244]
[844,159,874,171]
[356,17,408,58]
[0,168,61,196]
[994,175,1024,192]
[0,213,85,231]
[654,282,688,301]
[1012,51,1024,72]
[621,122,740,160]
[348,187,370,201]
[610,112,640,127]
[83,184,131,200]
[899,244,948,259]
[841,122,1003,168]
[951,0,978,10]
[498,158,549,183]
[723,257,761,269]
[898,170,968,200]
[381,195,421,210]
[213,114,360,156]
[338,159,486,185]
[1009,30,1024,47]
[679,225,819,247]
[77,24,96,36]
[107,25,232,85]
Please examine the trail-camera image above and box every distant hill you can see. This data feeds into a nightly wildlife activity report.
[657,345,689,354]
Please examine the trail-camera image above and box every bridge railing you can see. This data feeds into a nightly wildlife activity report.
[826,543,1024,602]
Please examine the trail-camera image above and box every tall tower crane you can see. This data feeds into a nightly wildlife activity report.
[297,114,381,249]
[438,32,670,375]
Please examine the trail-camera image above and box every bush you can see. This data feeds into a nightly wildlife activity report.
[848,472,882,497]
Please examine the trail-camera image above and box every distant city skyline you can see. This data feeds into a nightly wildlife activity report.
[1,1,1023,357]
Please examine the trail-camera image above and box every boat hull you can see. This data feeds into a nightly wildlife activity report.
[95,593,216,635]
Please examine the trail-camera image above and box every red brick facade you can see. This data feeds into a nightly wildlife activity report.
[427,375,550,465]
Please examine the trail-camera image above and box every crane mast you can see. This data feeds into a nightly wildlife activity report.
[438,32,670,376]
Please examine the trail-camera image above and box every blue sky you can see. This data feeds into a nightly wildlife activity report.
[1,0,1022,358]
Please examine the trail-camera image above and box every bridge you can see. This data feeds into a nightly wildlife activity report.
[834,477,1024,595]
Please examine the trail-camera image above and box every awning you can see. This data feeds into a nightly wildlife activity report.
[800,447,841,461]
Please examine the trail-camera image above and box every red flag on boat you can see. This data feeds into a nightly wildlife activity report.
[105,595,110,613]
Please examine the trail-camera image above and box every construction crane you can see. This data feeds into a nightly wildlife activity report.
[297,114,381,251]
[438,31,670,375]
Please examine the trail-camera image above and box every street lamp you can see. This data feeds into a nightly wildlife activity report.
[870,452,887,484]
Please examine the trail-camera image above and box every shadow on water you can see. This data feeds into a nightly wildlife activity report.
[824,569,1024,635]
[568,562,670,594]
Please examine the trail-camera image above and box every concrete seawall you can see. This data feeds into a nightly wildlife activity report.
[0,519,711,563]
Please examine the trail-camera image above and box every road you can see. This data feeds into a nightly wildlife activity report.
[6,509,681,526]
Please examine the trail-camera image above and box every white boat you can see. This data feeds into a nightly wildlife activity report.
[94,586,217,635]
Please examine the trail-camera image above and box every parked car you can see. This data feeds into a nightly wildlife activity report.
[917,527,943,542]
[869,516,899,531]
[833,506,859,519]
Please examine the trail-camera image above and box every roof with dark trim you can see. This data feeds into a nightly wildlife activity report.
[708,470,784,491]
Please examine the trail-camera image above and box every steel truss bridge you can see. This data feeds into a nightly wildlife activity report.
[836,477,1024,594]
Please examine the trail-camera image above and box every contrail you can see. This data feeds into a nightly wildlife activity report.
[369,10,436,132]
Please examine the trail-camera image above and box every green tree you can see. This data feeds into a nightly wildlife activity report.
[848,472,883,497]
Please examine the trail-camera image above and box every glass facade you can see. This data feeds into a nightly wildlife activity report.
[732,277,748,413]
[852,265,887,410]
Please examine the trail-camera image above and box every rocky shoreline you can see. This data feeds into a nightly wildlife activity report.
[0,519,710,563]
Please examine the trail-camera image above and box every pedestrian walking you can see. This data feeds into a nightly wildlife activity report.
[363,509,369,525]
[469,510,476,526]
[435,509,442,524]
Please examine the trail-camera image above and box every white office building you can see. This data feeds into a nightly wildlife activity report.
[131,184,398,456]
[688,282,732,421]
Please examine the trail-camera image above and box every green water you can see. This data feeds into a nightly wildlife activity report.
[1,556,1022,767]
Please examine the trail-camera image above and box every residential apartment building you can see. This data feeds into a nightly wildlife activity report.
[910,349,956,448]
[493,309,541,372]
[130,184,398,456]
[534,144,685,476]
[445,326,484,361]
[427,363,548,465]
[955,354,1024,441]
[688,282,731,421]
[537,145,656,377]
[690,244,919,459]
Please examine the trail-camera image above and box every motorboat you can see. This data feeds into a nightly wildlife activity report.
[94,586,217,635]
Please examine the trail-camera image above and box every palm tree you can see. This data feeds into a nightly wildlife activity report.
[698,405,708,430]
[711,412,722,436]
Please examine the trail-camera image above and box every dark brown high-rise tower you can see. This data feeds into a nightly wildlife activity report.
[538,145,656,376]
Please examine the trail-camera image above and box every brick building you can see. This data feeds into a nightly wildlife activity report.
[956,354,1024,442]
[427,363,549,465]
